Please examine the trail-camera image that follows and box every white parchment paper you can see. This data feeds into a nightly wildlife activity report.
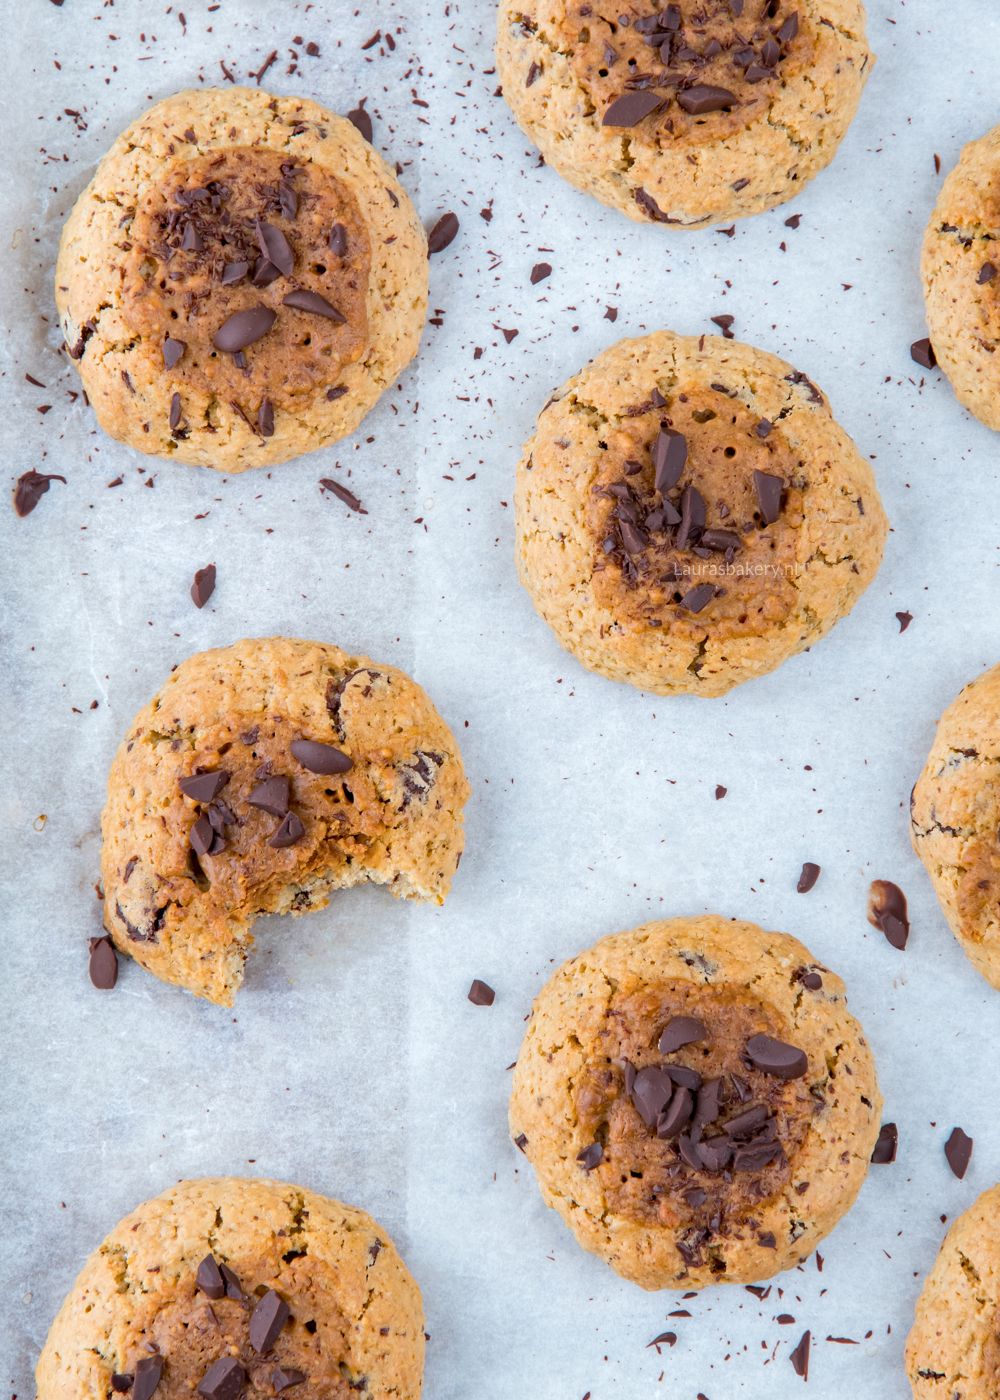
[5,0,1000,1394]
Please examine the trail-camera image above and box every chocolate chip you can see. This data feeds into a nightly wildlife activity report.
[191,563,216,609]
[88,936,118,989]
[290,738,353,774]
[603,90,664,126]
[195,1254,225,1299]
[577,1141,603,1170]
[746,1033,807,1079]
[468,978,495,1006]
[249,1289,290,1354]
[248,775,290,816]
[282,288,345,322]
[753,469,784,524]
[179,771,229,803]
[796,862,820,893]
[630,1065,675,1127]
[871,1123,897,1164]
[427,212,460,254]
[659,1016,707,1054]
[797,969,823,991]
[346,105,373,142]
[867,879,909,950]
[13,470,66,517]
[679,583,716,613]
[213,306,276,352]
[268,811,305,849]
[678,84,737,114]
[220,261,251,286]
[657,1085,694,1139]
[162,337,185,369]
[530,262,552,284]
[190,813,216,856]
[197,1357,246,1400]
[789,1330,810,1379]
[910,337,936,369]
[653,427,686,493]
[272,1372,306,1393]
[132,1356,164,1400]
[979,262,997,284]
[945,1126,973,1180]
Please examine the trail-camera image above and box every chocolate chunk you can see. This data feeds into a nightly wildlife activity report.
[668,1064,701,1091]
[732,1140,781,1172]
[346,106,373,142]
[978,261,997,284]
[945,1126,973,1179]
[701,529,741,553]
[630,1065,674,1127]
[220,261,251,286]
[290,738,353,774]
[679,583,716,614]
[896,610,913,632]
[190,813,216,856]
[427,212,460,254]
[279,181,299,220]
[219,1263,244,1300]
[282,289,345,322]
[272,1372,306,1393]
[162,337,186,369]
[677,85,737,114]
[13,470,66,518]
[88,936,118,990]
[329,224,348,257]
[530,262,552,285]
[789,1329,810,1380]
[725,1104,769,1138]
[195,1254,225,1299]
[653,427,686,493]
[258,399,274,437]
[468,978,495,1006]
[111,1376,133,1393]
[577,1141,603,1170]
[756,418,773,437]
[693,1077,722,1128]
[796,862,820,893]
[659,1016,707,1054]
[197,1357,246,1400]
[776,12,799,43]
[657,1085,693,1139]
[213,306,276,353]
[603,90,664,126]
[871,1123,897,1164]
[867,879,909,950]
[675,483,706,550]
[698,1137,732,1171]
[910,337,936,369]
[180,221,203,252]
[746,1033,807,1079]
[753,469,784,524]
[132,1356,164,1400]
[249,1289,290,1354]
[169,392,183,432]
[191,563,216,609]
[179,771,229,803]
[248,775,290,816]
[268,811,305,849]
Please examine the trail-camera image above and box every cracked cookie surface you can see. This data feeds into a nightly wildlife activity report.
[100,637,470,1005]
[514,331,887,696]
[509,916,881,1289]
[55,87,427,470]
[496,0,873,228]
[922,123,1000,432]
[36,1177,424,1400]
[911,662,1000,991]
[906,1183,1000,1398]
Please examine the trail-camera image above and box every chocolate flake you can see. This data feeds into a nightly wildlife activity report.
[249,1289,290,1354]
[427,212,460,254]
[468,978,495,1006]
[191,564,217,609]
[319,477,366,513]
[895,610,913,633]
[796,862,820,894]
[88,936,118,990]
[945,1126,973,1180]
[290,738,353,774]
[13,470,66,517]
[871,1123,897,1164]
[867,879,909,950]
[789,1329,810,1379]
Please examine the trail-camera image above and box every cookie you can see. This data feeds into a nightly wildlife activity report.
[101,637,470,1005]
[36,1177,424,1400]
[55,87,427,471]
[911,661,1000,990]
[515,331,887,696]
[922,125,1000,431]
[905,1184,1000,1398]
[509,916,881,1290]
[496,0,873,229]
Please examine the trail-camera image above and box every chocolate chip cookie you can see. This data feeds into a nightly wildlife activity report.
[100,638,470,1005]
[922,123,1000,431]
[515,331,887,696]
[509,916,881,1289]
[906,1184,1000,1398]
[36,1177,424,1400]
[911,661,1000,991]
[56,87,427,470]
[496,1,873,228]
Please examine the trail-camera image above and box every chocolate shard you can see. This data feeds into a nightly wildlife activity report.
[179,771,230,803]
[346,105,373,142]
[190,813,216,856]
[871,1122,898,1165]
[576,1141,603,1171]
[530,261,552,285]
[249,1289,290,1354]
[255,221,294,277]
[945,1126,973,1180]
[248,775,290,816]
[745,1033,807,1079]
[427,212,460,254]
[219,1263,244,1300]
[282,288,346,322]
[679,583,716,614]
[195,1254,226,1300]
[796,861,820,893]
[677,84,737,114]
[220,260,251,286]
[272,1371,306,1393]
[978,261,997,284]
[329,224,348,257]
[212,306,277,353]
[753,469,784,525]
[257,398,274,437]
[132,1356,165,1400]
[603,89,664,127]
[789,1329,810,1380]
[191,564,216,609]
[468,978,495,1006]
[197,1356,246,1400]
[910,337,936,369]
[659,1015,707,1054]
[162,337,186,369]
[268,811,305,849]
[693,1077,722,1129]
[657,1085,693,1139]
[630,1065,674,1127]
[653,427,686,493]
[290,738,353,775]
[13,470,66,518]
[675,484,706,549]
[88,935,118,990]
[867,879,909,950]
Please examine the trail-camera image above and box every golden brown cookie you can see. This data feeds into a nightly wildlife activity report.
[911,661,1000,991]
[515,331,887,696]
[100,638,470,1005]
[509,916,881,1290]
[905,1183,1000,1398]
[36,1178,424,1400]
[922,124,1000,431]
[56,88,427,470]
[496,0,873,229]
